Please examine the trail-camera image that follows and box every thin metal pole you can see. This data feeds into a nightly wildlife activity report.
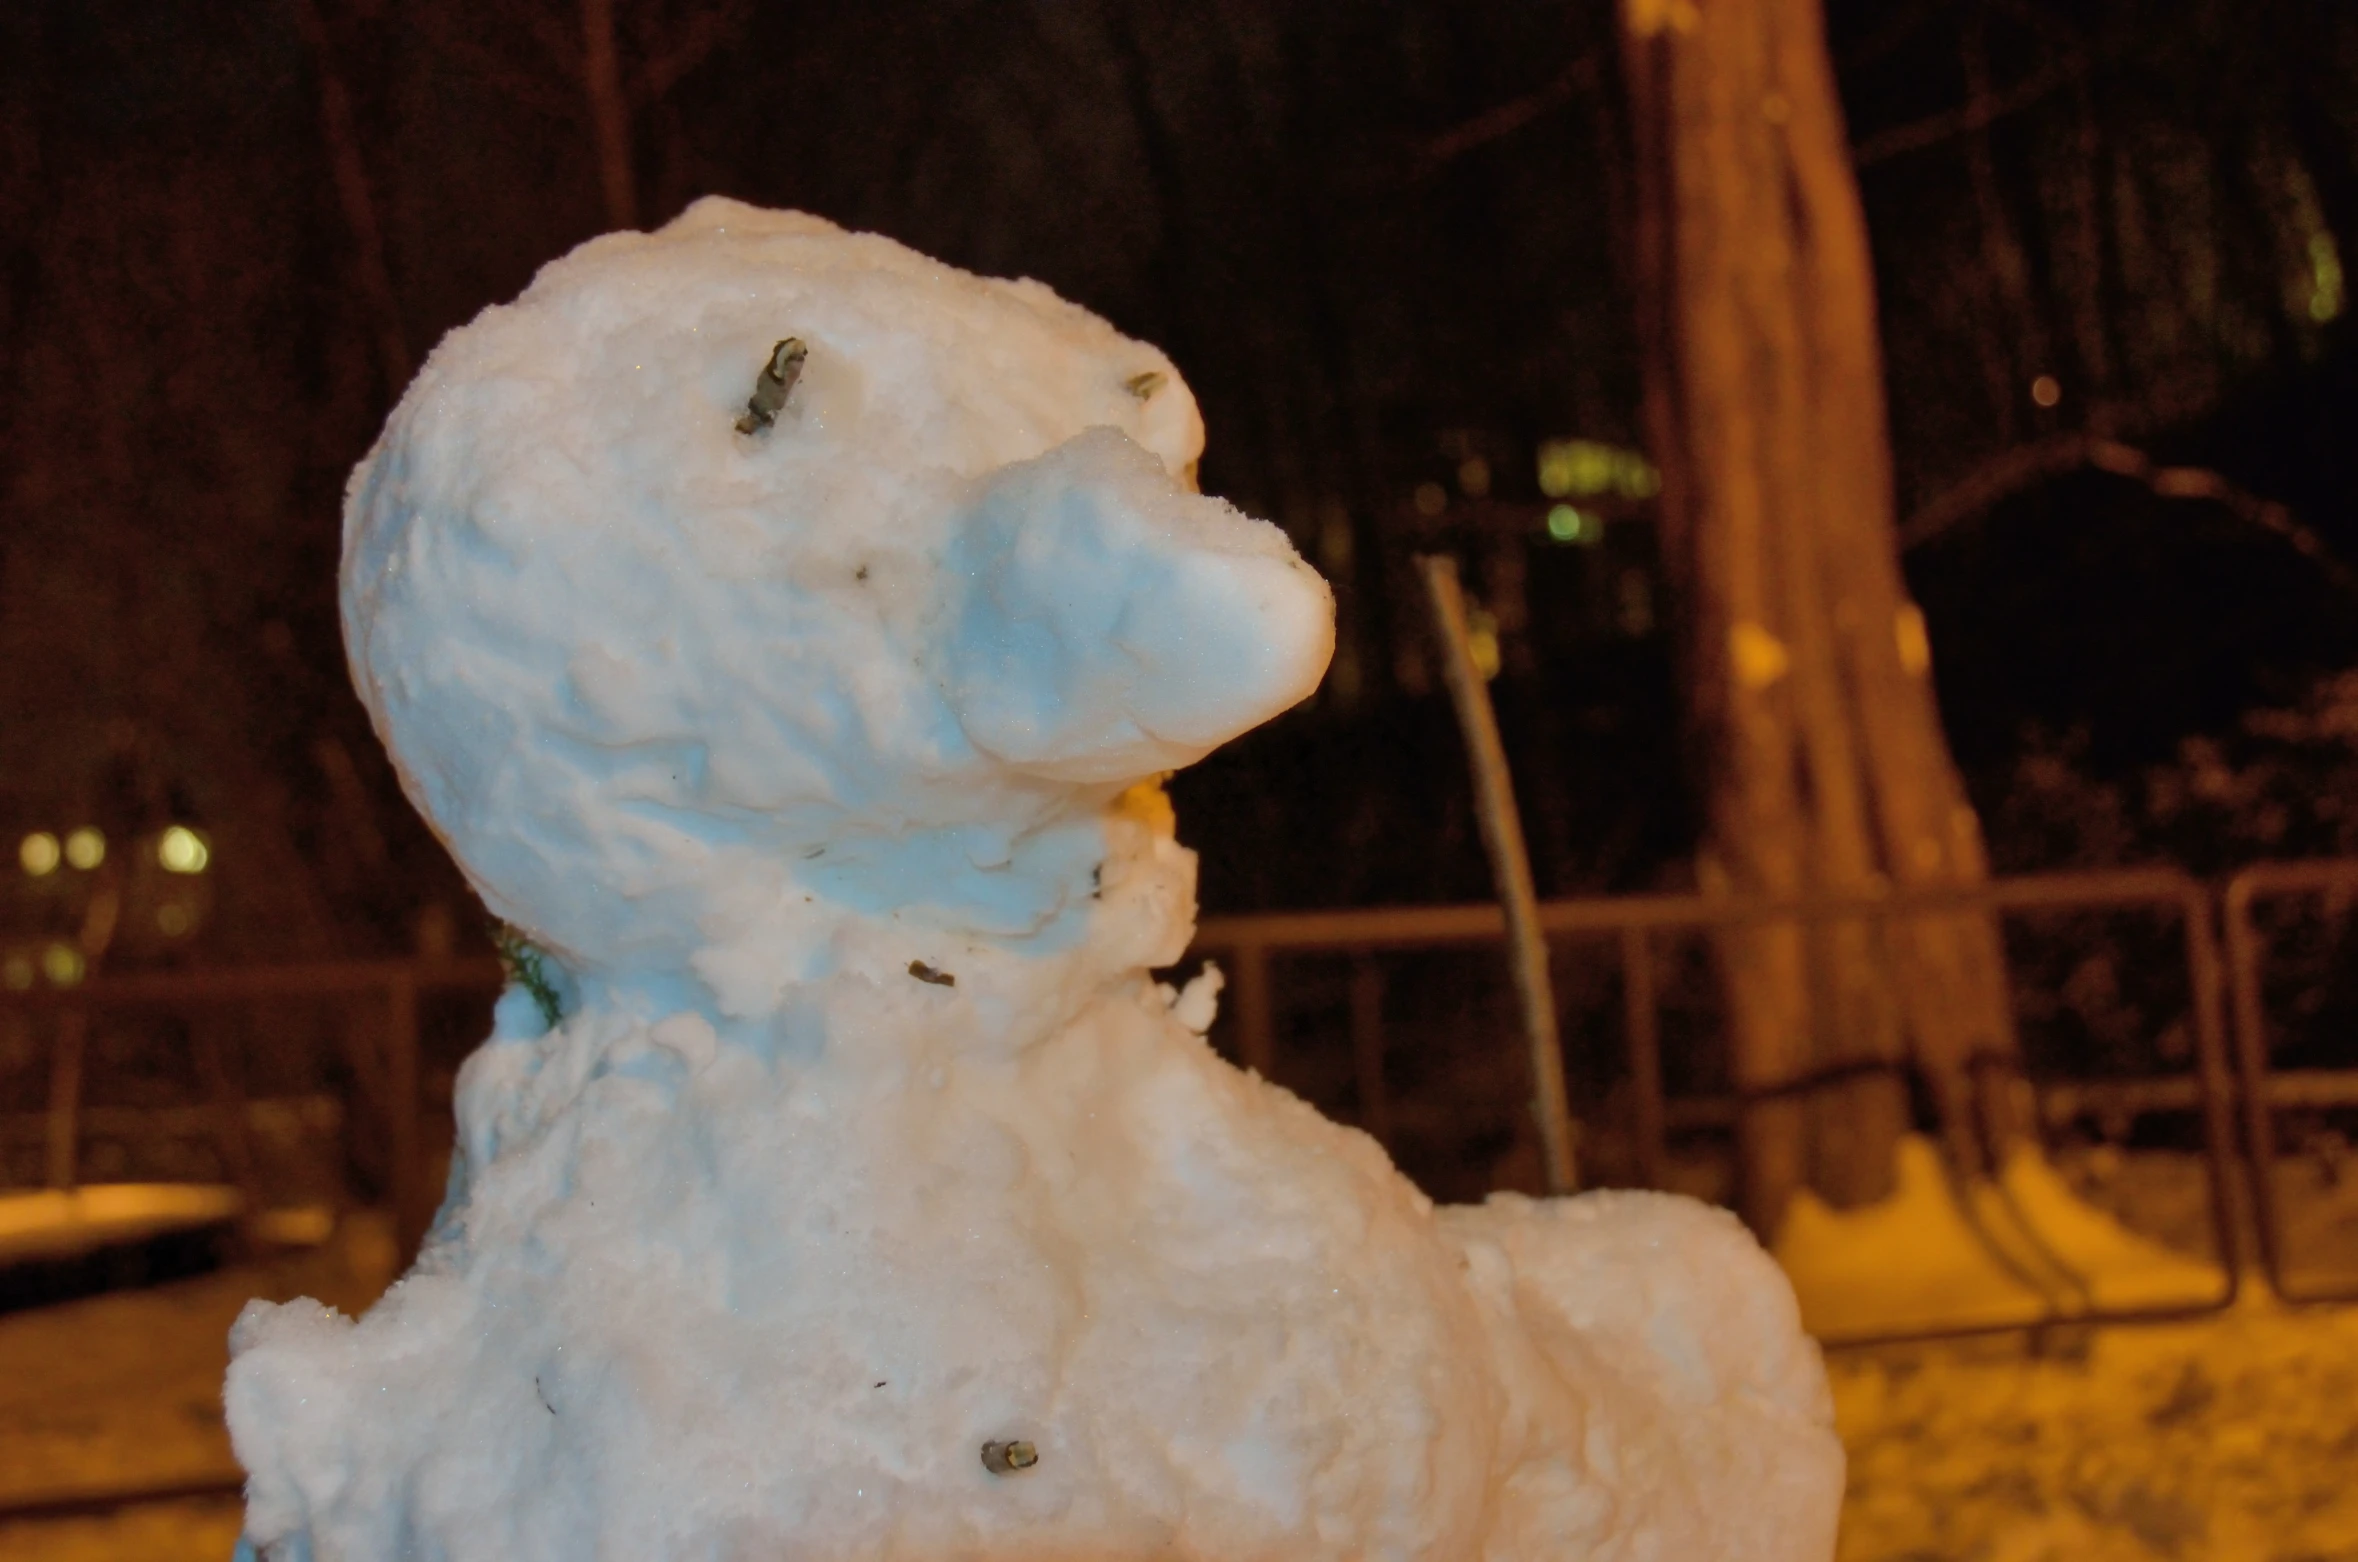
[1232,943,1276,1079]
[1621,927,1666,1189]
[386,973,424,1263]
[1348,954,1391,1145]
[1419,554,1577,1195]
[2223,875,2285,1291]
[45,1008,87,1191]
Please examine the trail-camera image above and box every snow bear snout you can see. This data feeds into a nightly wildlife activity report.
[938,427,1335,783]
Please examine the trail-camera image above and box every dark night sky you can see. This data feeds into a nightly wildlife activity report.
[4,0,2357,958]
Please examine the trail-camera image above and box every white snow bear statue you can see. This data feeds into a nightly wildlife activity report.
[225,198,1842,1562]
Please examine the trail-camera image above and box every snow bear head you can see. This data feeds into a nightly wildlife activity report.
[341,199,1331,1010]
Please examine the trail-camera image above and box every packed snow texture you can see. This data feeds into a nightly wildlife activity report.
[225,199,1843,1561]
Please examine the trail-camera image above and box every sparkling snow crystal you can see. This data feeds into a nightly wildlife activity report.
[224,198,1842,1561]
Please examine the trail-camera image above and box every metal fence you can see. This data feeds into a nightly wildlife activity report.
[1199,865,2249,1344]
[0,957,502,1260]
[6,862,2358,1328]
[2224,859,2358,1304]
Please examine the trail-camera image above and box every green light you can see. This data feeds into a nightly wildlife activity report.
[2311,233,2344,323]
[1546,504,1595,544]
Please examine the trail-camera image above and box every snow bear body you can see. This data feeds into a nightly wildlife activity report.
[226,199,1841,1561]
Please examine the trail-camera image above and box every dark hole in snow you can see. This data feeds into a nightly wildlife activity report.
[856,564,870,581]
[908,960,956,987]
[980,1439,1038,1475]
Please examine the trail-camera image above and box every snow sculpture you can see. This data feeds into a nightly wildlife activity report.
[225,199,1842,1561]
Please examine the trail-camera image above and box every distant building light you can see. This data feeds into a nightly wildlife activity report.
[19,832,60,877]
[2030,374,2062,408]
[159,825,211,874]
[64,827,105,870]
[41,943,85,988]
[1539,439,1659,501]
[158,904,193,937]
[1412,481,1448,517]
[1457,456,1492,498]
[1546,504,1600,545]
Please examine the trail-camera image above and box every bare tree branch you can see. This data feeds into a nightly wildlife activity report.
[637,0,749,102]
[1837,0,1953,71]
[1900,433,2358,595]
[1851,52,2080,168]
[1411,51,1599,180]
[288,0,411,393]
[519,1,584,83]
[408,8,578,120]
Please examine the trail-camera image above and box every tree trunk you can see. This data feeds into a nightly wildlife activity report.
[580,0,639,231]
[1620,0,2022,1236]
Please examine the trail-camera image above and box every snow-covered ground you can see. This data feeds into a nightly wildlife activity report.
[1833,1291,2358,1561]
[0,1216,397,1562]
[3,1192,2357,1561]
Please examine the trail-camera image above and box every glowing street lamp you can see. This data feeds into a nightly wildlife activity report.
[64,827,105,870]
[19,832,60,876]
[159,825,211,874]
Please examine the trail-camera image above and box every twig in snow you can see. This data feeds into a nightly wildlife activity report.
[736,338,808,434]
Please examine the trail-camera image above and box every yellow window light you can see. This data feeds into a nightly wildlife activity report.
[1539,439,1660,501]
[19,832,60,876]
[159,825,211,874]
[64,827,105,870]
[41,943,85,988]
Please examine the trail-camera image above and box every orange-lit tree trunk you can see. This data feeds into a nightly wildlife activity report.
[1621,0,2021,1235]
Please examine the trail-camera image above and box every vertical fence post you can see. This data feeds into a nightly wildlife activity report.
[1233,942,1276,1080]
[386,972,425,1263]
[1348,954,1390,1146]
[2180,890,2242,1296]
[1621,927,1666,1190]
[45,1007,87,1192]
[194,1015,262,1212]
[2222,874,2282,1291]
